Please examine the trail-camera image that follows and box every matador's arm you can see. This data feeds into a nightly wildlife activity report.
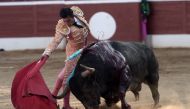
[43,19,70,56]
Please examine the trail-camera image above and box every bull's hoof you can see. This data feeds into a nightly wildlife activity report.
[127,105,131,109]
[153,104,161,109]
[122,104,131,109]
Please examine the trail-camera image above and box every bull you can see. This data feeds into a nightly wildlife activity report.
[56,41,159,109]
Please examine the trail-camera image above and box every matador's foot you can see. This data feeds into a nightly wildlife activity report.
[62,106,75,109]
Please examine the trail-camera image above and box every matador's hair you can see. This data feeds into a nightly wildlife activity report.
[59,8,74,18]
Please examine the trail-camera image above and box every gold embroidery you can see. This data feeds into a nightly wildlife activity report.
[56,19,70,35]
[71,6,84,17]
[43,8,89,56]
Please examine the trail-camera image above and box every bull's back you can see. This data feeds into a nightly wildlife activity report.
[109,41,158,81]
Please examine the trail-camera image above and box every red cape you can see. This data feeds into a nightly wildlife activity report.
[11,57,57,109]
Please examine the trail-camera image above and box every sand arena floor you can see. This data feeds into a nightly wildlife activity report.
[0,48,190,109]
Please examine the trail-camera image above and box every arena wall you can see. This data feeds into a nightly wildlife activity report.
[0,0,190,50]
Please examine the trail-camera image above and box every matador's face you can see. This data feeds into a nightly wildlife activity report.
[63,16,75,26]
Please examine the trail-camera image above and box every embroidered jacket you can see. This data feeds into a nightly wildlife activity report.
[43,19,88,57]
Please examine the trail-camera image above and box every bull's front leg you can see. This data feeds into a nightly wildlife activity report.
[81,94,100,109]
[119,66,132,109]
[119,92,131,109]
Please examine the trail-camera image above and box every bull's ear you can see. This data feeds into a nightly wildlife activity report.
[80,64,95,78]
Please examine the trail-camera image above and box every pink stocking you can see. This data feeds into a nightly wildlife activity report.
[52,67,66,96]
[64,91,71,108]
[52,78,63,96]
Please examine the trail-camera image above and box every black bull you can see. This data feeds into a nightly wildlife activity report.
[57,41,159,109]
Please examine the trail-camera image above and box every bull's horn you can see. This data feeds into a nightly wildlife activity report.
[80,64,95,77]
[54,84,70,99]
[80,64,95,72]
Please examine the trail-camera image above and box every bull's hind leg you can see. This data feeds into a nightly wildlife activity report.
[119,92,131,109]
[131,83,142,101]
[131,90,139,101]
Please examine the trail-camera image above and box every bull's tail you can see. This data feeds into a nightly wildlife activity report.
[147,50,159,83]
[146,50,160,106]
